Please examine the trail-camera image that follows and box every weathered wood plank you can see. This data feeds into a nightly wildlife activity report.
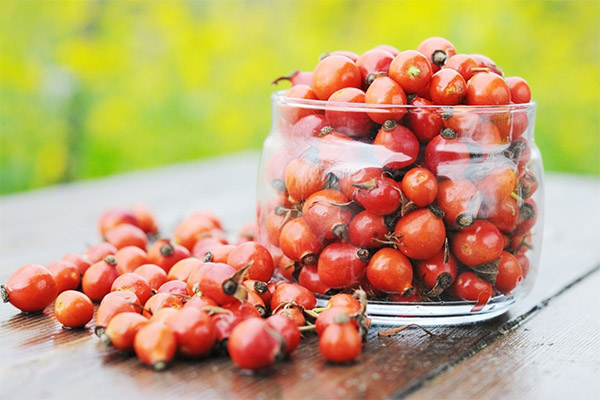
[0,153,599,399]
[0,151,260,280]
[403,267,600,400]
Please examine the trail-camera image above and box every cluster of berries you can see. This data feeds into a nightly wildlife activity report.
[260,37,538,308]
[2,206,368,370]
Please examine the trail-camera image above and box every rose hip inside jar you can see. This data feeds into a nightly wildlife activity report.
[256,91,542,325]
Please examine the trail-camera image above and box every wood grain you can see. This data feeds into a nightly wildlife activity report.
[1,153,599,399]
[404,267,600,400]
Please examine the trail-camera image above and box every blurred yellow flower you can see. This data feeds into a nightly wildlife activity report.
[0,0,598,194]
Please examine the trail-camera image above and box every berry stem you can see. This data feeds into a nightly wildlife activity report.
[153,361,168,372]
[104,255,117,266]
[203,252,213,263]
[271,70,299,85]
[253,281,268,294]
[407,65,421,78]
[382,119,397,131]
[0,285,8,303]
[432,50,447,66]
[299,325,317,332]
[510,192,522,203]
[160,243,174,257]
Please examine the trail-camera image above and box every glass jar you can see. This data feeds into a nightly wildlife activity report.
[256,90,542,325]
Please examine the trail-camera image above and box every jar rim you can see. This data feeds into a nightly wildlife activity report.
[272,90,536,114]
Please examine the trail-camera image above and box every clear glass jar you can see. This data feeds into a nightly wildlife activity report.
[256,90,542,325]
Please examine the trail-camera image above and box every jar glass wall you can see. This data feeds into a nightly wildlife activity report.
[257,91,542,325]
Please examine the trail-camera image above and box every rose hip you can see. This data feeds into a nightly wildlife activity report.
[319,314,362,363]
[266,314,301,355]
[144,293,183,317]
[415,250,458,296]
[451,271,494,308]
[401,167,438,207]
[514,198,537,236]
[54,290,94,328]
[284,157,326,203]
[407,96,443,143]
[327,293,362,313]
[167,258,202,282]
[227,242,274,282]
[111,273,153,306]
[227,318,283,370]
[105,223,148,250]
[317,243,369,289]
[291,114,328,142]
[174,213,222,251]
[62,253,92,275]
[302,189,352,240]
[159,280,189,297]
[442,110,480,138]
[451,220,504,267]
[98,208,139,237]
[436,179,481,228]
[339,167,383,199]
[95,291,141,336]
[133,264,168,291]
[276,306,306,327]
[393,208,446,260]
[389,50,433,93]
[366,248,413,294]
[134,321,177,370]
[348,210,389,249]
[417,37,456,72]
[82,256,119,302]
[496,251,523,294]
[204,244,236,264]
[326,87,373,137]
[443,54,479,81]
[280,84,318,126]
[131,203,158,235]
[270,282,317,311]
[46,260,81,293]
[429,69,467,105]
[505,77,531,104]
[102,312,148,351]
[373,120,419,169]
[311,55,362,100]
[169,307,216,358]
[279,218,322,265]
[364,76,407,123]
[466,72,511,105]
[353,175,402,216]
[114,246,148,275]
[147,239,191,274]
[84,242,118,264]
[425,134,471,178]
[298,265,330,295]
[356,48,394,85]
[482,196,519,233]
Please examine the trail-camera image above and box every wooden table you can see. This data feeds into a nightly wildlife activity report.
[1,152,599,399]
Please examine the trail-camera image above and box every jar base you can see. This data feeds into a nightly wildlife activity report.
[316,295,515,326]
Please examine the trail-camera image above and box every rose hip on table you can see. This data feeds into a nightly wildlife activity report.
[3,37,539,373]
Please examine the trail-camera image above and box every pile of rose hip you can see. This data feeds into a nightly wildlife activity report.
[265,37,537,307]
[1,206,369,371]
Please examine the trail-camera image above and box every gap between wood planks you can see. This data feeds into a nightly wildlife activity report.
[391,263,600,399]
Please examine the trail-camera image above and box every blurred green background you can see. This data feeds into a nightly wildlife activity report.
[1,0,599,195]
